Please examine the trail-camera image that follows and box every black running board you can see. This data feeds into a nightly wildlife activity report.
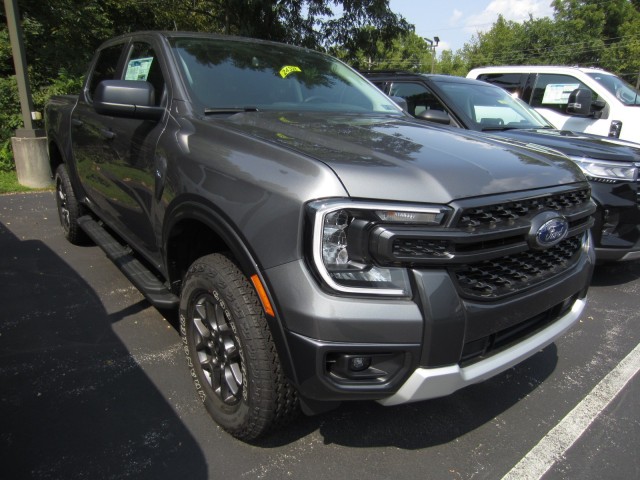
[78,216,179,309]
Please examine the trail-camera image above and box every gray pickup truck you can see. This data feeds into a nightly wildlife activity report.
[45,31,595,440]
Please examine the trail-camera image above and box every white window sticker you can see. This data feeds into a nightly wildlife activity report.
[542,83,580,104]
[125,57,154,81]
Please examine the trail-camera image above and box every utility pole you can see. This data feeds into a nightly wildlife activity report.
[3,0,51,187]
[424,36,440,74]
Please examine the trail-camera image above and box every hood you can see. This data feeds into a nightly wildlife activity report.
[216,112,586,204]
[494,128,640,162]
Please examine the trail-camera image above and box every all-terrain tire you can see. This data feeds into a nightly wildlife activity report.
[179,253,299,440]
[54,164,89,245]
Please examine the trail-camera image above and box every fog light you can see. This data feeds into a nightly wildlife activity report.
[349,356,372,372]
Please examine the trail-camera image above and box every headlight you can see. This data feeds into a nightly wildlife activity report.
[308,200,449,296]
[569,157,638,182]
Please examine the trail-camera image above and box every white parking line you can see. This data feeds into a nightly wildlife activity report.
[501,341,640,480]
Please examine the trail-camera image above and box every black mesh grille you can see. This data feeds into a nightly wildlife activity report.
[457,189,591,229]
[392,238,451,258]
[452,236,582,299]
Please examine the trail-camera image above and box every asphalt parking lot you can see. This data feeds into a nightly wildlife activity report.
[1,191,638,480]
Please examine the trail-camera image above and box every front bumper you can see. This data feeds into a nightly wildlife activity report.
[590,181,640,262]
[378,297,585,406]
[265,234,594,405]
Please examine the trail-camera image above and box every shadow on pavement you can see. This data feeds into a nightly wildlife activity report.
[0,219,208,479]
[255,342,559,449]
[591,260,640,287]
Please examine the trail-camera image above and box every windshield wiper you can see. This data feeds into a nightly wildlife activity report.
[204,106,259,114]
[481,126,520,132]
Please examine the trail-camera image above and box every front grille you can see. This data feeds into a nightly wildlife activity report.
[393,238,451,258]
[369,185,593,299]
[452,236,582,299]
[457,188,591,229]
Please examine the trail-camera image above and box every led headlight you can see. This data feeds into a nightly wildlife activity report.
[309,200,449,296]
[569,157,638,182]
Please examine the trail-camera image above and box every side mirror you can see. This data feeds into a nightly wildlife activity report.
[390,95,408,112]
[566,88,593,116]
[416,109,451,125]
[93,80,164,120]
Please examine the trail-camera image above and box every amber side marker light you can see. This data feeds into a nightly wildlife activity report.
[251,274,275,317]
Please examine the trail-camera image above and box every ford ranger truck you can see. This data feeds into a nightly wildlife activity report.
[45,32,596,441]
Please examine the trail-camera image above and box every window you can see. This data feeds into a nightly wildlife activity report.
[169,37,399,114]
[388,82,447,117]
[531,74,599,114]
[88,44,123,100]
[124,42,165,106]
[477,73,524,96]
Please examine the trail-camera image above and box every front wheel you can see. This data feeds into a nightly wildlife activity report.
[179,253,298,440]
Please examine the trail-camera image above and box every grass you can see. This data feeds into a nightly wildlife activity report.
[0,170,53,194]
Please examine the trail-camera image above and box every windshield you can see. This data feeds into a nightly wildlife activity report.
[169,37,402,114]
[587,72,640,105]
[434,80,552,130]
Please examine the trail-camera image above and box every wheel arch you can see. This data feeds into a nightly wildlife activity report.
[48,139,64,175]
[163,196,300,386]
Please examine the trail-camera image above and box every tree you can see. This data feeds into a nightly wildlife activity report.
[336,29,433,73]
[437,49,468,76]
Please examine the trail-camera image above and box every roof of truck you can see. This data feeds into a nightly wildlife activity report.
[467,65,615,76]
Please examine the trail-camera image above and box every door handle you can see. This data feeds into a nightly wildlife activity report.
[71,119,83,127]
[100,129,116,140]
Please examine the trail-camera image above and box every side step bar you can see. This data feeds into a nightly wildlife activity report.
[78,216,179,309]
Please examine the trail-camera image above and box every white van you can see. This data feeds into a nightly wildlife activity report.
[467,66,640,143]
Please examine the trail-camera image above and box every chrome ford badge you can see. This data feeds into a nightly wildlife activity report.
[528,212,569,250]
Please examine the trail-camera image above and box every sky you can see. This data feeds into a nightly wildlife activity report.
[388,0,556,53]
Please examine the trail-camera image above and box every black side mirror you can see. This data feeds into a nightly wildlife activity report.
[390,95,408,112]
[93,80,164,120]
[566,88,593,116]
[416,109,451,125]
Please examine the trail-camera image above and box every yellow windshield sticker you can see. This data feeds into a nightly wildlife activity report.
[279,65,301,78]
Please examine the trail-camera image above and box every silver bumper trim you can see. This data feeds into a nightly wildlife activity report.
[378,297,586,406]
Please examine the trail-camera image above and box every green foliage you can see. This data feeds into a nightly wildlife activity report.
[0,76,20,171]
[459,0,640,81]
[437,50,468,77]
[0,69,82,172]
[337,30,433,73]
[0,169,37,193]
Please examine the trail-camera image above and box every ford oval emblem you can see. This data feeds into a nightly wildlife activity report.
[528,212,569,250]
[536,218,569,248]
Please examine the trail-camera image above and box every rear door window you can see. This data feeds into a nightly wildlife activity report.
[531,74,599,114]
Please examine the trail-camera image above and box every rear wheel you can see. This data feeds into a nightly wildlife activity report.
[54,164,89,245]
[179,253,298,440]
